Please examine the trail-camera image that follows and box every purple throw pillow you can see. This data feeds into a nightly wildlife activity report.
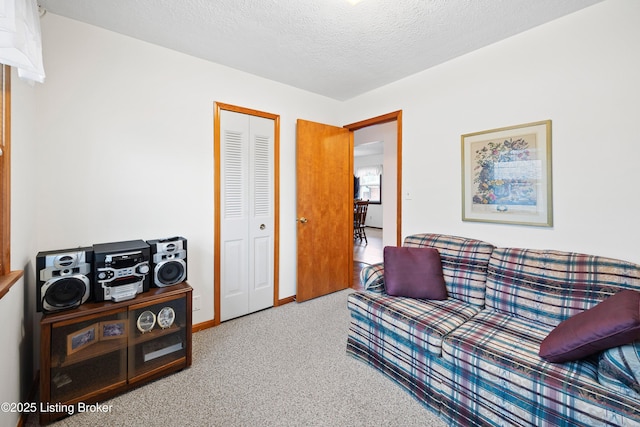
[383,246,447,300]
[539,290,640,363]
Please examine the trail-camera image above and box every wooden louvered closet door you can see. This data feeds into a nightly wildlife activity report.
[220,110,275,321]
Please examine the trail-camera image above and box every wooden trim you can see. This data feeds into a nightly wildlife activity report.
[343,110,401,131]
[192,319,216,332]
[213,102,280,325]
[0,269,22,300]
[1,65,11,277]
[273,115,281,309]
[215,102,279,121]
[213,104,221,326]
[348,130,354,291]
[395,111,403,247]
[344,110,403,246]
[277,295,296,306]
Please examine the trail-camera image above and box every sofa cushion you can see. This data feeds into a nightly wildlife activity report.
[486,247,640,328]
[441,310,640,425]
[539,290,640,363]
[347,291,481,356]
[598,341,640,399]
[383,246,447,300]
[403,234,494,306]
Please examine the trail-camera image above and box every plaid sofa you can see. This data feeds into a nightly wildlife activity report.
[346,233,640,426]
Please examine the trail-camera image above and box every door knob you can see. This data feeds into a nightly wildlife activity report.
[298,217,308,224]
[260,224,266,230]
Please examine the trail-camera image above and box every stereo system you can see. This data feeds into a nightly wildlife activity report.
[36,236,187,312]
[93,239,151,303]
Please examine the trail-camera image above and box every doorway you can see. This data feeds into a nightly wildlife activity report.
[345,111,402,288]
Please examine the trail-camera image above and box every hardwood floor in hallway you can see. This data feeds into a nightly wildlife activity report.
[353,227,383,289]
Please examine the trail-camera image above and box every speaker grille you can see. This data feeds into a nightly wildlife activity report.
[156,261,186,286]
[43,277,89,310]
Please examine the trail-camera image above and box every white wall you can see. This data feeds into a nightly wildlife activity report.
[36,14,343,325]
[0,69,39,427]
[341,0,640,264]
[0,281,24,427]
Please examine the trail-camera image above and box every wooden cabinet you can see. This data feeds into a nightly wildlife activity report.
[39,282,192,425]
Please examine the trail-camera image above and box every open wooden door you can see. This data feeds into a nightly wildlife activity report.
[296,119,353,302]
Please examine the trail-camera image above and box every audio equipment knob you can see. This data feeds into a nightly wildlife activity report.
[98,271,107,280]
[138,264,150,274]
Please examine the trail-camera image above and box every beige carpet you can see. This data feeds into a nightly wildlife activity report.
[45,289,446,427]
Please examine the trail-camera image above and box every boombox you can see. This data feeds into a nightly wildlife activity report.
[93,239,150,302]
[147,236,187,287]
[36,248,93,312]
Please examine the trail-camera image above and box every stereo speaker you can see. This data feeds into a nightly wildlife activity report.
[146,237,187,287]
[36,248,93,312]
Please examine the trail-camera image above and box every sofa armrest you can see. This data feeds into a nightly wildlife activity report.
[360,262,386,293]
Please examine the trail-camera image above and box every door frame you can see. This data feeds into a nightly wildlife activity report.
[344,110,402,247]
[213,102,280,326]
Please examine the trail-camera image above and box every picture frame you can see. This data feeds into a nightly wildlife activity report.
[67,323,98,355]
[461,120,553,227]
[99,319,128,340]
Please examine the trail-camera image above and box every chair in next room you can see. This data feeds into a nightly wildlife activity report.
[354,200,369,244]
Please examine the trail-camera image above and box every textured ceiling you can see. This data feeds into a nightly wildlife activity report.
[37,0,603,101]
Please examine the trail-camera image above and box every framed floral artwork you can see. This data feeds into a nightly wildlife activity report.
[461,120,553,227]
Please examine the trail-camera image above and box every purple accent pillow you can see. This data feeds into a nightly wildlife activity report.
[383,246,447,300]
[539,290,640,363]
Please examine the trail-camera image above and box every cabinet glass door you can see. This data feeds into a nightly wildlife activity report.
[50,310,128,402]
[128,294,187,382]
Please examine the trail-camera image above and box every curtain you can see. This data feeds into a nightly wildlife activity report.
[355,165,382,178]
[0,0,45,83]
